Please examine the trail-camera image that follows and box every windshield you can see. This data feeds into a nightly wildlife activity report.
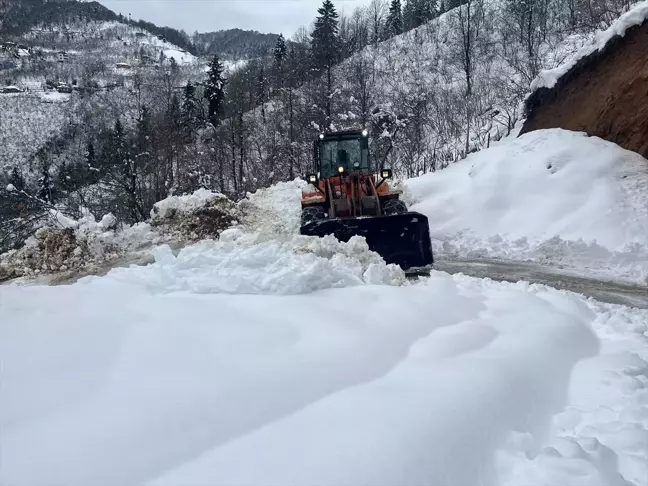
[319,138,369,178]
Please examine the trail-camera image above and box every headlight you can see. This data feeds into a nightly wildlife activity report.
[381,169,392,179]
[308,174,317,183]
[362,129,368,137]
[319,133,325,140]
[338,166,345,174]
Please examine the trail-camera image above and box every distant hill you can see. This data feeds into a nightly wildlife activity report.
[193,29,279,60]
[0,0,196,54]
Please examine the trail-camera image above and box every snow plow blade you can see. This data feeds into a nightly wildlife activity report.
[300,212,434,271]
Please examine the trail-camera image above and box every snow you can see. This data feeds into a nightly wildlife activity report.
[405,129,648,285]
[103,229,405,294]
[497,296,648,486]
[530,1,648,92]
[40,91,71,103]
[163,48,197,65]
[150,188,229,220]
[2,242,647,486]
[6,183,15,192]
[238,178,308,237]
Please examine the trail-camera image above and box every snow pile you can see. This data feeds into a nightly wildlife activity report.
[0,209,156,281]
[237,178,308,237]
[3,266,623,486]
[103,228,405,294]
[151,188,229,220]
[531,1,648,91]
[405,129,648,284]
[498,296,648,486]
[150,189,237,241]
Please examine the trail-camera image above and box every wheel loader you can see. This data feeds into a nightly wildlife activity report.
[300,128,434,271]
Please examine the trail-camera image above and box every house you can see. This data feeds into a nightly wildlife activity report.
[56,83,72,94]
[521,4,648,158]
[1,86,23,94]
[57,51,68,63]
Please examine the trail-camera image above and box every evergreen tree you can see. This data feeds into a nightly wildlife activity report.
[404,0,437,29]
[403,0,416,29]
[181,81,199,129]
[385,0,404,37]
[169,56,179,74]
[86,142,96,170]
[273,33,287,67]
[102,119,127,171]
[311,0,341,124]
[37,164,53,203]
[273,33,287,90]
[8,167,25,192]
[136,106,153,152]
[204,55,226,126]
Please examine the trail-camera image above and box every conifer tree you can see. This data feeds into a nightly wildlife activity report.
[8,167,25,192]
[311,0,341,124]
[204,55,226,127]
[386,0,403,37]
[181,81,199,129]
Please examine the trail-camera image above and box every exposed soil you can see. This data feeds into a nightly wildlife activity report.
[521,20,648,158]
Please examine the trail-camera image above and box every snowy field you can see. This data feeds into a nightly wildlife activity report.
[404,129,648,285]
[2,234,647,486]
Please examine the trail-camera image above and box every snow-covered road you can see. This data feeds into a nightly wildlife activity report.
[436,258,648,309]
[2,236,647,486]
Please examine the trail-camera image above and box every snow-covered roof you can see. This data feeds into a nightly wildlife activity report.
[530,1,648,92]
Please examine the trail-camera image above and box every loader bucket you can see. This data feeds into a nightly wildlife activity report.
[300,212,434,271]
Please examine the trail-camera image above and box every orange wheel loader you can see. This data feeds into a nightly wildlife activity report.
[300,128,434,272]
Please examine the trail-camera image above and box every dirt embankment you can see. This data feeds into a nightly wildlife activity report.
[521,20,648,158]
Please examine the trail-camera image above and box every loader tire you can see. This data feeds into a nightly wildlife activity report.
[382,199,408,215]
[301,206,326,226]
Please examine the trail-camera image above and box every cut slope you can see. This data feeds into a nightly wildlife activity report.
[523,2,648,158]
[404,129,648,284]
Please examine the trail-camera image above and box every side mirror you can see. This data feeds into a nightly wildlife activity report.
[380,169,393,179]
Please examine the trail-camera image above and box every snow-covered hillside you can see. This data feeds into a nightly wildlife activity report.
[404,129,648,284]
[0,20,203,170]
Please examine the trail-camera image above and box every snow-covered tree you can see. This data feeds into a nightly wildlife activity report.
[204,55,226,127]
[311,0,341,126]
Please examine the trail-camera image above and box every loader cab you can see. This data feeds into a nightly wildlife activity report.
[314,129,370,178]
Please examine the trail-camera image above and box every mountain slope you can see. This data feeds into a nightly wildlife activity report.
[0,0,195,54]
[193,29,279,60]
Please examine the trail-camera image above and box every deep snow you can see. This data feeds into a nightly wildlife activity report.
[404,129,648,285]
[2,238,647,486]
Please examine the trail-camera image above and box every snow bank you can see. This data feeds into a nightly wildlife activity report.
[102,228,405,294]
[405,129,648,284]
[237,178,308,237]
[150,189,237,241]
[2,267,612,486]
[531,1,648,91]
[151,188,229,221]
[0,209,156,280]
[498,296,648,486]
